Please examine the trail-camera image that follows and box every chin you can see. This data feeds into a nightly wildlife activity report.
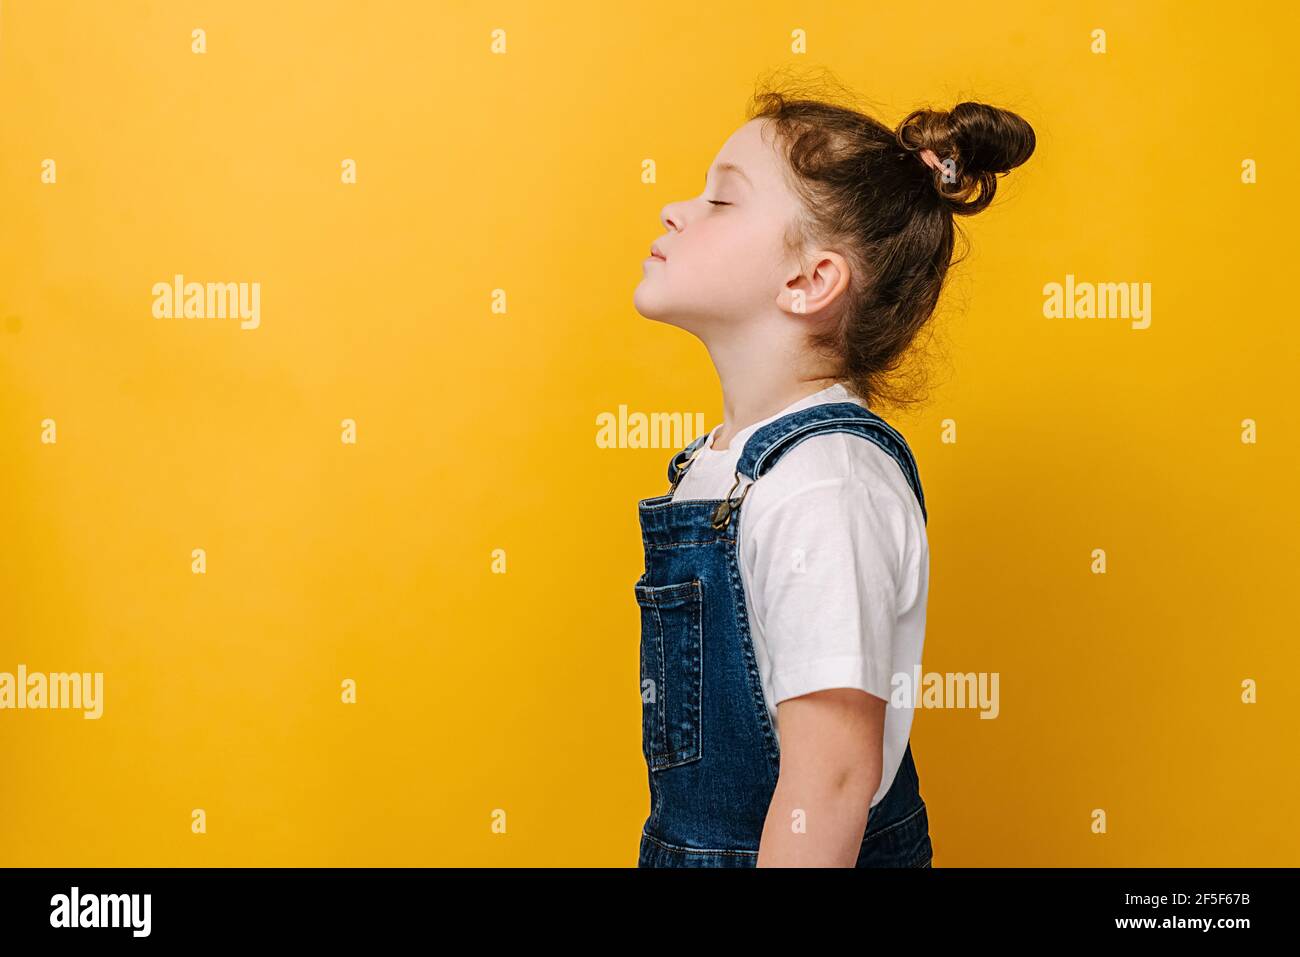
[632,281,706,334]
[632,282,672,322]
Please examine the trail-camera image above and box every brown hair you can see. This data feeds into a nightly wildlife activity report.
[746,70,1036,412]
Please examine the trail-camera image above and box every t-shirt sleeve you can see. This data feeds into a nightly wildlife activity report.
[745,476,909,705]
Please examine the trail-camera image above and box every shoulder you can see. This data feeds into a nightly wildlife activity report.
[742,429,924,533]
[737,429,927,594]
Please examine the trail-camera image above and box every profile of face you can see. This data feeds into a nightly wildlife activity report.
[633,118,843,340]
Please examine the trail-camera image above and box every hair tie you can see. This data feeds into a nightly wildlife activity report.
[919,148,946,173]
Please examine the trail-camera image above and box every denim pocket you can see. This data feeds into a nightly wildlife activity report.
[635,579,703,770]
[857,801,933,868]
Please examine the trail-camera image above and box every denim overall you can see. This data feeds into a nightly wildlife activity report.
[634,400,934,867]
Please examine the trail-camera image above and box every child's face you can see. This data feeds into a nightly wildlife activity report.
[634,118,808,335]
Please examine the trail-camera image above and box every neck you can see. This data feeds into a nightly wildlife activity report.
[689,306,842,451]
[706,349,840,451]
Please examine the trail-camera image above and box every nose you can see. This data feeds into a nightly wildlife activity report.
[660,200,684,233]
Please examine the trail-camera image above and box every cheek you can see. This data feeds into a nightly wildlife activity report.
[684,218,782,287]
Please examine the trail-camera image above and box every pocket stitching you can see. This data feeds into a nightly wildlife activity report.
[861,801,926,843]
[636,579,704,771]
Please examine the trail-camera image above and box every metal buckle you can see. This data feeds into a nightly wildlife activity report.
[710,471,751,529]
[668,445,704,494]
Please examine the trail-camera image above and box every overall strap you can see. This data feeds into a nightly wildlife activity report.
[666,432,711,487]
[734,401,928,524]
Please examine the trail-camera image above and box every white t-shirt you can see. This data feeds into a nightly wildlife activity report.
[670,382,928,808]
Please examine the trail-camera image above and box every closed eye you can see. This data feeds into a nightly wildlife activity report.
[708,200,731,206]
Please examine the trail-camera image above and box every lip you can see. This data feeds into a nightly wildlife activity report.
[649,244,667,261]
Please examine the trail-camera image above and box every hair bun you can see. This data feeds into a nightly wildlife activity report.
[896,102,1036,215]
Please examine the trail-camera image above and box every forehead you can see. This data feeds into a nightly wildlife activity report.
[710,118,786,190]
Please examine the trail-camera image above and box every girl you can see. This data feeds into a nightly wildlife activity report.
[631,81,1035,867]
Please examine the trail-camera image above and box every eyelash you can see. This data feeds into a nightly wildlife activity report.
[708,200,731,206]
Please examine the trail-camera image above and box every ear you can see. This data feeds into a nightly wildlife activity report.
[777,249,851,318]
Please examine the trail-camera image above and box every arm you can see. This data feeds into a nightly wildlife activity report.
[740,465,916,867]
[757,688,885,867]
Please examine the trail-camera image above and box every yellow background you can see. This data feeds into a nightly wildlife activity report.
[2,0,1296,866]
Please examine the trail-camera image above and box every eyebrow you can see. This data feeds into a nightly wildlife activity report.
[704,162,753,188]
